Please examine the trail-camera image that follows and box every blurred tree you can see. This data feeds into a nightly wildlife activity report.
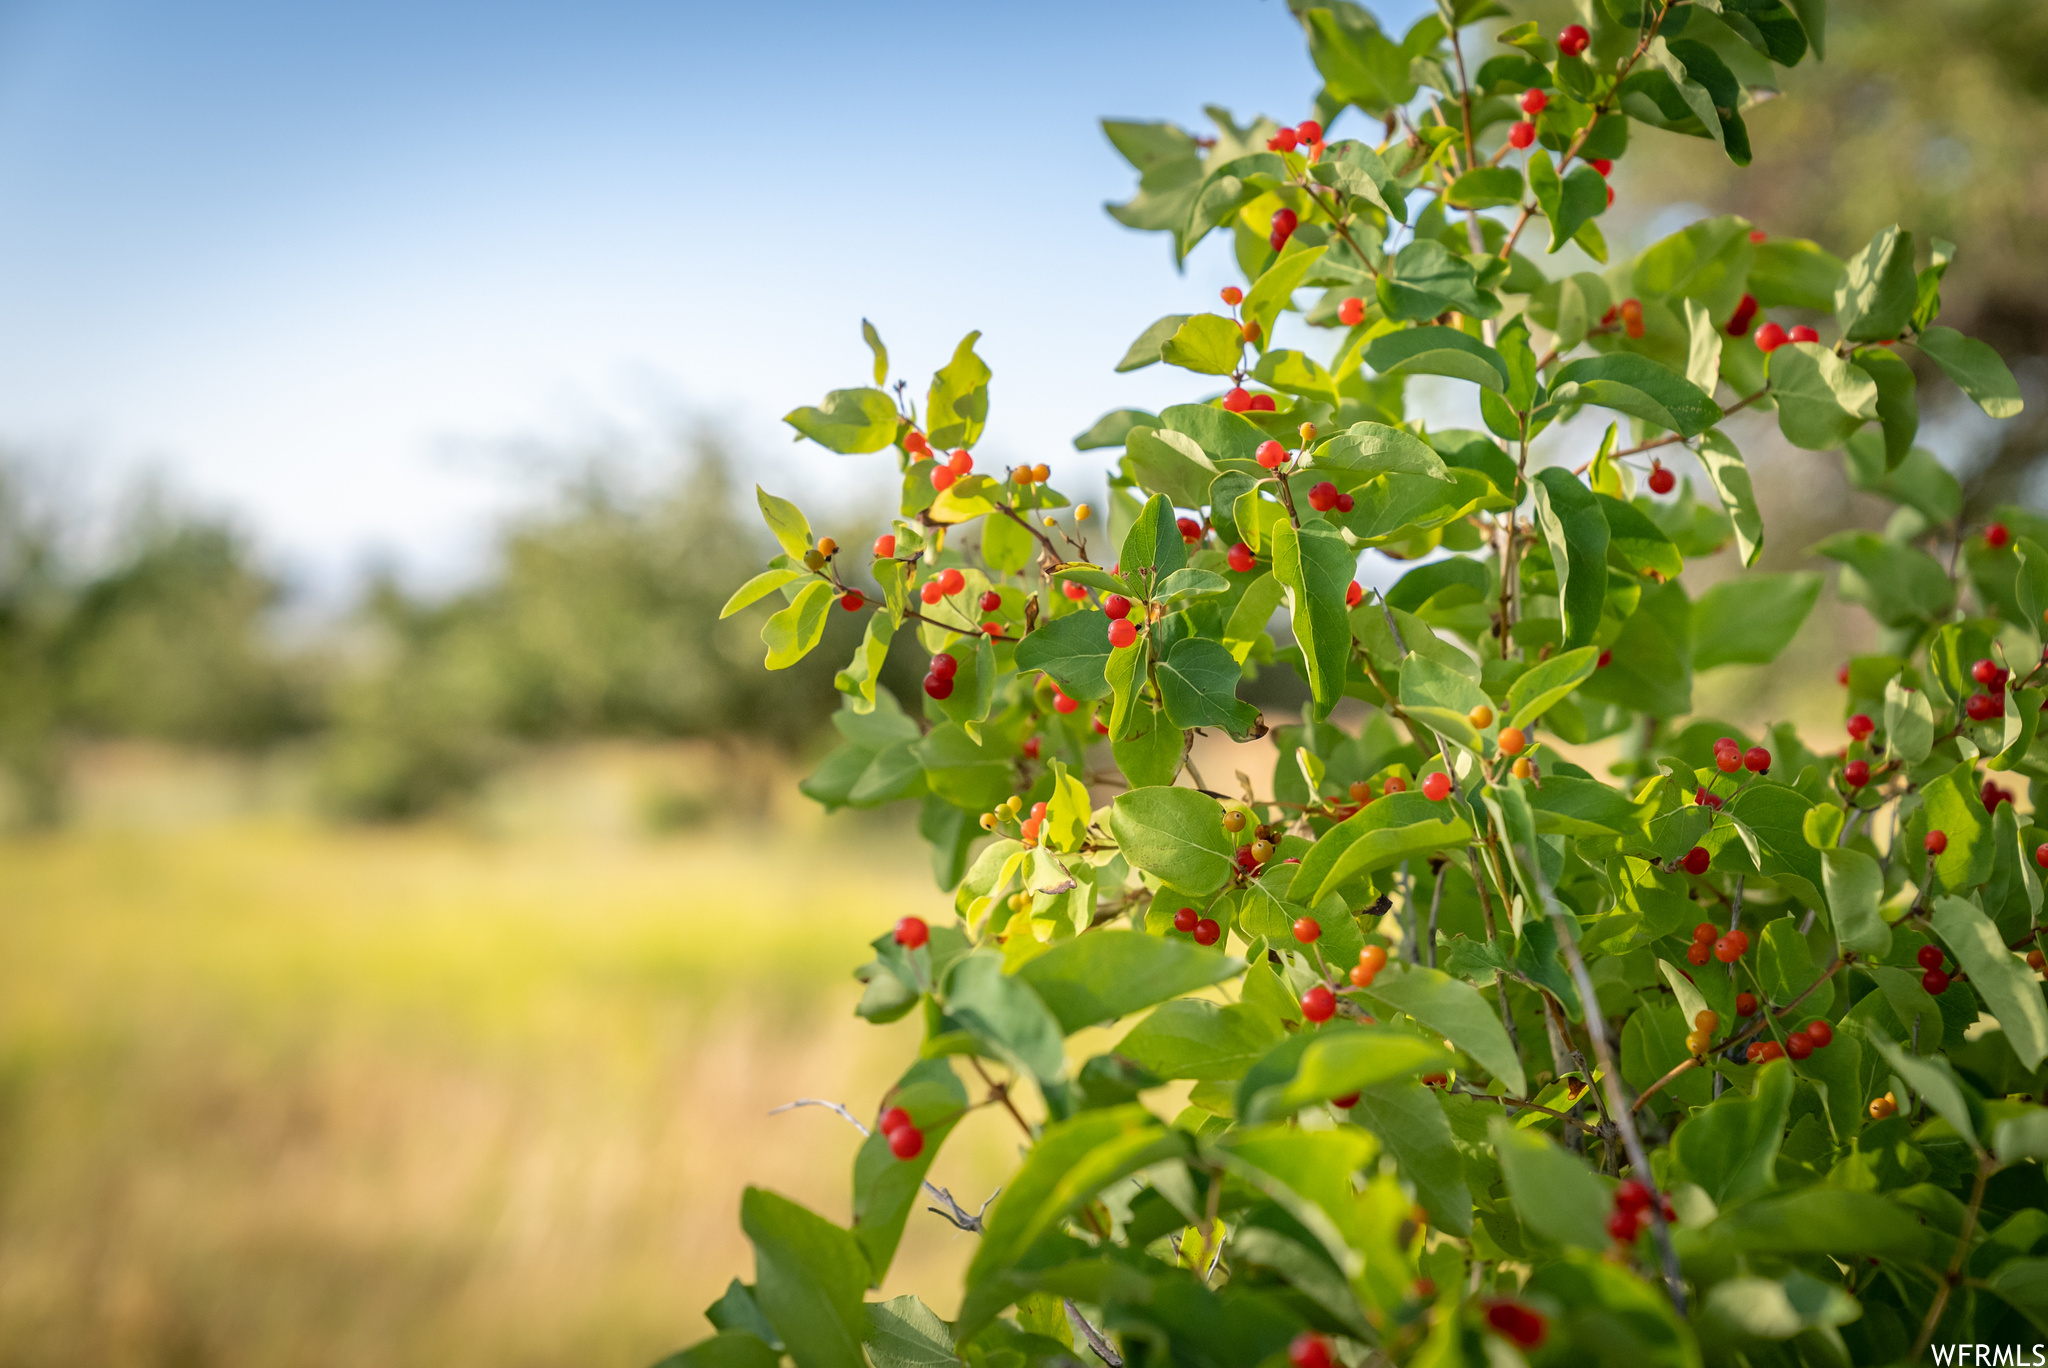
[0,469,73,823]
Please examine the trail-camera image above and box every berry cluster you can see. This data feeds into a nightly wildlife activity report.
[1749,1018,1833,1064]
[1350,942,1388,988]
[1869,1090,1900,1121]
[1684,919,1748,966]
[1725,293,1759,337]
[1170,905,1222,946]
[1683,1008,1719,1056]
[1606,1177,1672,1245]
[1917,942,1952,995]
[923,650,960,700]
[1965,655,2010,723]
[1288,1332,1332,1368]
[1265,119,1325,156]
[1306,480,1355,514]
[1220,387,1279,414]
[1483,1299,1548,1350]
[878,1104,924,1161]
[1713,736,1770,774]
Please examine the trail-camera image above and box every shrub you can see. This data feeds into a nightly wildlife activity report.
[669,2,2044,1363]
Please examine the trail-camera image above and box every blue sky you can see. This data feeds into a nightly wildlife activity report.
[0,0,1438,587]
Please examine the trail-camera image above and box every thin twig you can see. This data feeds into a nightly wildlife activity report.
[770,1098,996,1232]
[1913,1155,1993,1360]
[1066,1299,1124,1367]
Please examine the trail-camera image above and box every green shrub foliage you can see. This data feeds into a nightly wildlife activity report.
[668,1,2048,1363]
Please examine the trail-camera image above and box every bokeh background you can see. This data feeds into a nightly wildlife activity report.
[0,1,2043,1364]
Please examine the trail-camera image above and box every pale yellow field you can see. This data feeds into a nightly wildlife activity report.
[0,747,1021,1368]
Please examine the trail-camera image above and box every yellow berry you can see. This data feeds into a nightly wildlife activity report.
[1298,421,1317,444]
[1511,757,1533,779]
[1075,503,1092,521]
[1222,810,1248,833]
[1468,704,1494,729]
[1498,727,1526,756]
[980,813,998,830]
[816,537,837,557]
[1685,1029,1712,1055]
[1250,839,1275,863]
[1695,1009,1720,1034]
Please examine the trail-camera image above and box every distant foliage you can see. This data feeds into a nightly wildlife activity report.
[668,1,2048,1365]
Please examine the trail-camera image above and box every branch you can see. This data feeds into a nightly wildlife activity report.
[1913,1154,1993,1360]
[1065,1299,1124,1367]
[770,1097,997,1233]
[1630,954,1852,1113]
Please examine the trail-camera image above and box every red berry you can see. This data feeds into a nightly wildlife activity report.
[1021,736,1041,760]
[948,449,974,476]
[1847,713,1874,740]
[1338,296,1365,326]
[1108,618,1139,649]
[1520,88,1549,114]
[1193,918,1221,946]
[1300,984,1337,1023]
[1695,787,1722,809]
[923,673,954,700]
[1716,748,1741,773]
[931,653,959,680]
[1223,387,1252,412]
[1173,906,1198,933]
[1422,772,1452,801]
[1103,595,1131,620]
[1805,1020,1833,1048]
[1597,649,1612,669]
[1686,942,1711,967]
[1228,542,1256,573]
[979,590,1002,612]
[1177,516,1203,544]
[1235,845,1259,871]
[1248,393,1276,411]
[1332,1092,1359,1109]
[1974,658,2002,686]
[1967,692,2001,721]
[920,580,944,604]
[1714,936,1741,963]
[1256,439,1286,469]
[1736,991,1757,1016]
[1382,776,1407,793]
[889,1124,925,1160]
[1508,120,1536,149]
[938,568,965,596]
[1297,120,1323,143]
[1755,322,1787,353]
[1681,846,1710,876]
[1052,690,1079,715]
[1292,916,1323,944]
[1923,968,1951,995]
[840,589,866,611]
[1837,663,1851,686]
[903,431,929,455]
[1269,127,1299,153]
[1917,944,1945,971]
[1749,229,1768,244]
[894,916,930,948]
[1987,522,2011,549]
[1591,158,1613,177]
[1062,580,1087,601]
[1648,462,1675,495]
[1615,1179,1653,1211]
[1694,922,1719,943]
[879,1106,912,1135]
[1220,286,1243,307]
[1288,1332,1332,1368]
[873,534,896,558]
[1485,1300,1548,1350]
[1335,493,1353,513]
[1307,481,1336,512]
[1729,928,1749,953]
[1844,760,1870,788]
[1786,1031,1813,1060]
[1743,746,1770,774]
[1607,1208,1640,1243]
[1726,293,1758,337]
[1346,580,1364,608]
[1788,325,1819,344]
[1925,830,1948,855]
[1557,24,1589,56]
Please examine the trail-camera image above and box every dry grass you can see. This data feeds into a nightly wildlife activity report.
[0,753,1020,1368]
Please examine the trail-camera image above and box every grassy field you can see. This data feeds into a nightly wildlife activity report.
[0,747,1022,1368]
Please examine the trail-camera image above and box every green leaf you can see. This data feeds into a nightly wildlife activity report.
[1768,342,1879,449]
[914,722,1013,811]
[1121,493,1190,583]
[1531,467,1608,648]
[1748,237,1846,312]
[927,333,992,450]
[1577,579,1694,718]
[1238,1024,1453,1121]
[784,388,900,455]
[1757,917,1818,1006]
[863,1298,954,1368]
[2018,538,2048,632]
[1812,531,1954,628]
[1526,149,1607,253]
[1525,774,1648,838]
[1305,10,1420,115]
[1863,1030,1979,1151]
[741,1188,869,1368]
[1883,676,1935,765]
[763,581,835,670]
[1823,848,1892,957]
[1251,349,1339,408]
[1287,793,1475,905]
[1596,493,1684,579]
[1351,1080,1472,1236]
[1924,761,1996,893]
[1692,573,1821,669]
[1398,651,1491,748]
[964,1106,1184,1294]
[1506,646,1600,729]
[1270,517,1356,722]
[1548,354,1723,438]
[1843,433,1962,523]
[1915,326,2025,419]
[655,1334,783,1368]
[1016,929,1243,1034]
[1360,963,1526,1094]
[943,952,1067,1084]
[1834,225,1918,344]
[1854,345,1919,467]
[852,1058,970,1279]
[1310,422,1451,483]
[1446,165,1523,210]
[723,567,807,619]
[1159,314,1244,376]
[1074,408,1159,450]
[1108,786,1236,895]
[1112,706,1185,787]
[1014,610,1113,702]
[1631,214,1755,316]
[756,487,814,560]
[861,319,889,388]
[833,610,893,712]
[1490,1117,1609,1251]
[1673,1060,1794,1205]
[1680,297,1723,395]
[1931,895,2048,1071]
[1157,637,1262,739]
[1696,430,1764,565]
[1117,315,1190,372]
[1376,240,1495,322]
[1245,244,1327,354]
[1706,1188,1930,1260]
[1362,326,1509,391]
[1114,999,1286,1081]
[1311,138,1407,222]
